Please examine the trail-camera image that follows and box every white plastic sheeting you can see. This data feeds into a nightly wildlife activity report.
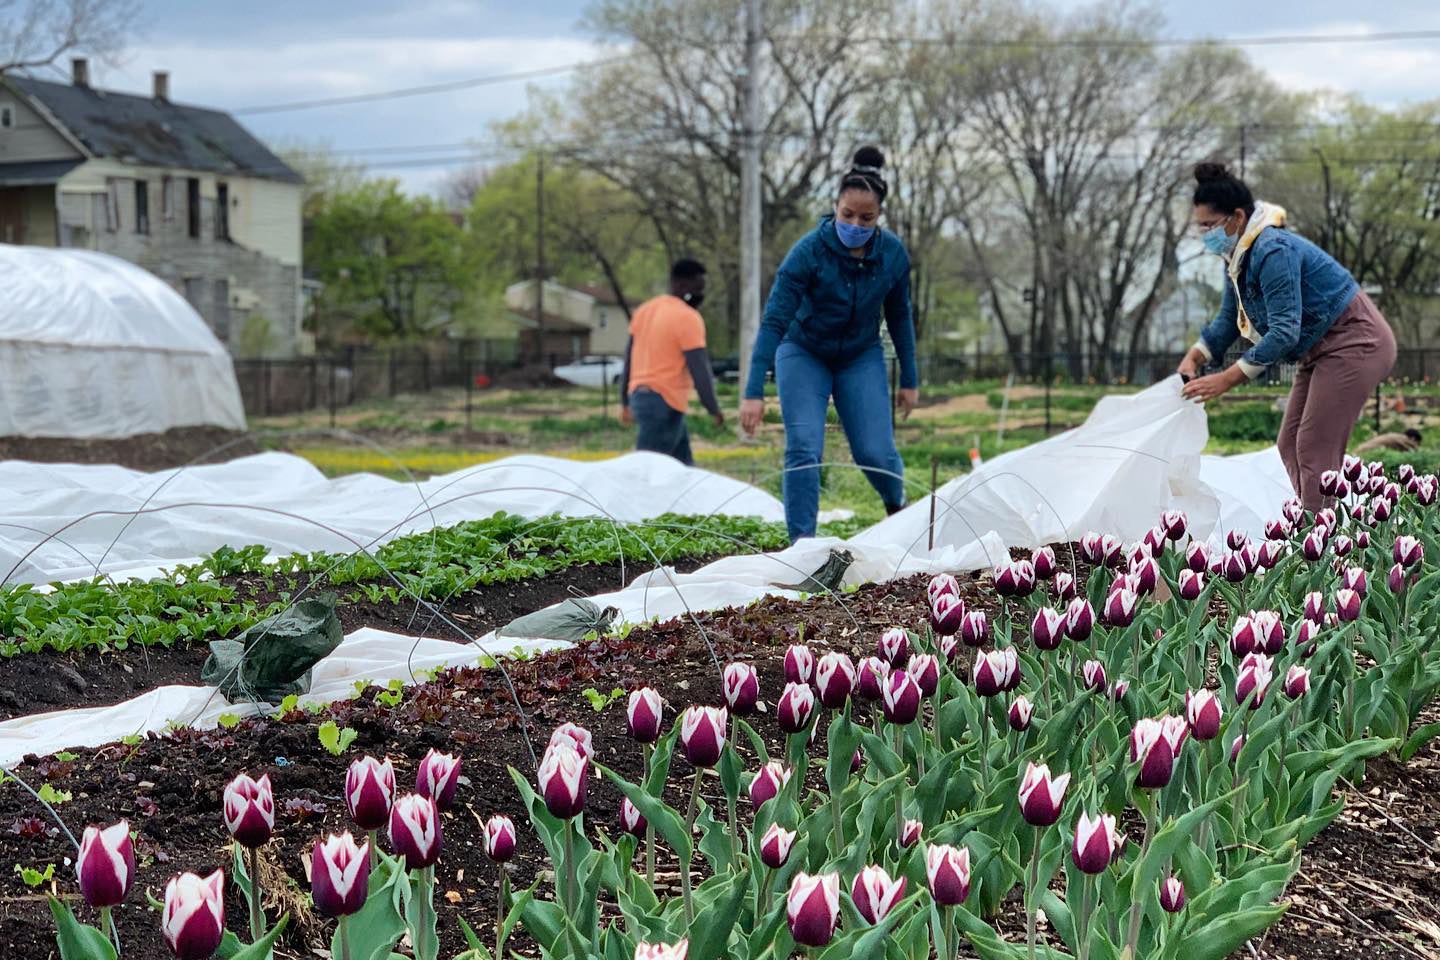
[0,246,246,438]
[0,451,785,585]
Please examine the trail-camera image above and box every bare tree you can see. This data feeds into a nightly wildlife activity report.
[0,0,138,74]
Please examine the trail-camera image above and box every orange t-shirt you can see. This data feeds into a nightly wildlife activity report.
[628,294,707,413]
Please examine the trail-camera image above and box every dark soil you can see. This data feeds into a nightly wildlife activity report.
[0,427,260,470]
[0,559,706,721]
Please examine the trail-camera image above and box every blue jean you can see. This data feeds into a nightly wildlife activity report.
[776,340,905,540]
[631,388,693,465]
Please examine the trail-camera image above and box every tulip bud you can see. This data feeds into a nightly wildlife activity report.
[1343,455,1363,482]
[549,723,593,763]
[1264,518,1292,542]
[1018,762,1071,827]
[1008,695,1034,732]
[1178,569,1205,601]
[1082,659,1107,693]
[1235,653,1274,710]
[719,662,759,716]
[1186,541,1209,573]
[851,865,907,924]
[883,670,924,724]
[1225,529,1248,551]
[926,843,972,906]
[930,593,966,636]
[856,656,889,702]
[787,873,841,947]
[1186,689,1222,740]
[995,560,1036,597]
[1319,470,1342,497]
[1373,499,1394,523]
[223,773,274,849]
[939,633,960,664]
[1389,562,1409,594]
[749,761,793,810]
[1159,876,1186,913]
[1129,554,1160,594]
[759,823,797,869]
[974,648,1019,698]
[1253,610,1285,655]
[1033,546,1058,579]
[784,644,815,685]
[1399,463,1416,484]
[679,706,727,767]
[162,869,226,959]
[1302,529,1326,563]
[1065,598,1095,642]
[1072,812,1120,874]
[878,628,910,667]
[389,793,443,871]
[77,822,135,909]
[484,815,516,863]
[1140,527,1164,558]
[345,756,396,832]
[1030,607,1065,651]
[416,749,463,812]
[1162,509,1188,541]
[1053,571,1078,601]
[777,682,817,734]
[927,573,960,604]
[1395,535,1424,568]
[960,610,990,647]
[899,819,923,849]
[1335,588,1362,622]
[621,798,647,838]
[1331,534,1353,558]
[1357,529,1372,549]
[1079,532,1102,565]
[1282,664,1311,700]
[851,748,864,774]
[1103,588,1139,627]
[1295,618,1321,656]
[1385,481,1402,504]
[1418,478,1438,507]
[1367,460,1385,478]
[1229,615,1256,657]
[311,833,370,918]
[1098,534,1123,567]
[906,653,940,698]
[815,652,857,709]
[1131,718,1176,789]
[1343,566,1368,596]
[537,741,587,819]
[1110,679,1130,701]
[1219,551,1247,583]
[635,941,689,960]
[628,688,665,742]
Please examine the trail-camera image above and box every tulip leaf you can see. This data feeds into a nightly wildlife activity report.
[646,722,681,797]
[736,717,771,766]
[814,892,921,960]
[718,742,744,804]
[226,916,290,960]
[335,857,408,960]
[47,897,117,960]
[597,762,692,866]
[695,800,734,873]
[824,711,863,796]
[915,747,960,825]
[517,897,567,953]
[1170,904,1288,960]
[1401,721,1440,761]
[686,872,746,960]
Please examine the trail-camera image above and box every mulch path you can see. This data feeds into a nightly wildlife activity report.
[0,427,259,470]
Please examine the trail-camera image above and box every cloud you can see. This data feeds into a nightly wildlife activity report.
[1241,19,1440,106]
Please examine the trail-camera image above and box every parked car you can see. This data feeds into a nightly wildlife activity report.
[552,355,624,388]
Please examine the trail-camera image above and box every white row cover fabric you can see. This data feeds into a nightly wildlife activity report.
[0,245,245,438]
[0,451,785,585]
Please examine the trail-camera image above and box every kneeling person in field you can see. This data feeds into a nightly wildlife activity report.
[620,259,724,465]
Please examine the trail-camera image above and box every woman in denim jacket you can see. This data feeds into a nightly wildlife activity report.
[739,146,918,542]
[1179,163,1396,511]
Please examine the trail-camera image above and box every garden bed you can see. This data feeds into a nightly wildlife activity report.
[0,427,259,470]
[1,557,1438,959]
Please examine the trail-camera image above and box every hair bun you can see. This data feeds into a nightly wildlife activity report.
[1194,162,1233,184]
[852,145,886,171]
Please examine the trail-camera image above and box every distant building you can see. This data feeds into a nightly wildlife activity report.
[504,279,630,361]
[0,59,306,356]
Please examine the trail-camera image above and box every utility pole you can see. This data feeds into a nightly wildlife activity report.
[737,0,763,395]
[1239,123,1248,179]
[535,151,546,363]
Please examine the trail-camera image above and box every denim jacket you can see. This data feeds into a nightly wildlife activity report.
[1197,226,1359,377]
[743,215,917,399]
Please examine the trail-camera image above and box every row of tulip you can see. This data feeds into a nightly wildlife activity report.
[41,455,1440,960]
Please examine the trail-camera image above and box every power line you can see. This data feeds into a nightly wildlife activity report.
[232,57,624,115]
[780,28,1440,49]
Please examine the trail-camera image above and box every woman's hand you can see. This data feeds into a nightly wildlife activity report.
[1176,347,1207,381]
[739,398,765,436]
[897,388,919,420]
[1181,365,1247,403]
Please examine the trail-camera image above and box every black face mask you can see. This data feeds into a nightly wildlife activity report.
[682,291,706,308]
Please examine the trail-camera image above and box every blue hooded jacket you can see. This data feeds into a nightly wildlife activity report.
[744,215,918,399]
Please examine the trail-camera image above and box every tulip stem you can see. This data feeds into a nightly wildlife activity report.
[495,870,509,960]
[642,742,656,887]
[1042,655,1054,717]
[892,725,905,837]
[367,829,377,872]
[979,707,992,798]
[1076,874,1094,960]
[338,914,353,960]
[683,772,702,925]
[98,906,116,954]
[1124,796,1159,959]
[417,866,437,960]
[248,843,264,942]
[728,718,740,864]
[1025,827,1042,960]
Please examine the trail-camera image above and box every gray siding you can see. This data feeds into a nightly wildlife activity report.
[0,95,81,164]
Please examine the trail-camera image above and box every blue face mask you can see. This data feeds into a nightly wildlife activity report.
[1202,222,1237,257]
[835,219,876,249]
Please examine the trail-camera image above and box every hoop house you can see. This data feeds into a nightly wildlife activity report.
[0,245,245,438]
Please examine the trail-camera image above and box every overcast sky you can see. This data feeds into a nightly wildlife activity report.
[70,0,1440,194]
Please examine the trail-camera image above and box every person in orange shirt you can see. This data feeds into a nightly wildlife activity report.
[619,259,724,465]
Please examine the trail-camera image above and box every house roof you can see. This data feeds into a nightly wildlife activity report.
[0,158,84,185]
[4,75,302,184]
[574,283,621,305]
[508,310,592,334]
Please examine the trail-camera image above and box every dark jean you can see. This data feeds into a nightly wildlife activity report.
[776,339,905,541]
[631,388,693,466]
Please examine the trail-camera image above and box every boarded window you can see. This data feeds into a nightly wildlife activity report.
[161,176,174,222]
[104,179,120,232]
[0,105,13,129]
[134,181,149,235]
[187,177,200,238]
[216,182,230,240]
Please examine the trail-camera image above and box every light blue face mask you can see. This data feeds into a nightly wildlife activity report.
[1202,222,1238,257]
[835,219,876,249]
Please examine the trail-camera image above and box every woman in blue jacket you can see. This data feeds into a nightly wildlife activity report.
[1179,162,1396,511]
[739,146,918,541]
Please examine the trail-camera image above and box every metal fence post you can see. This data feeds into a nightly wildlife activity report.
[1044,353,1053,436]
[890,357,899,428]
[601,356,609,423]
[1375,383,1382,432]
[389,351,397,397]
[328,359,337,429]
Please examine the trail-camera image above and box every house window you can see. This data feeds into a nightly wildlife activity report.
[104,179,121,232]
[161,176,174,222]
[0,105,13,129]
[134,180,150,235]
[186,177,200,238]
[216,182,229,240]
